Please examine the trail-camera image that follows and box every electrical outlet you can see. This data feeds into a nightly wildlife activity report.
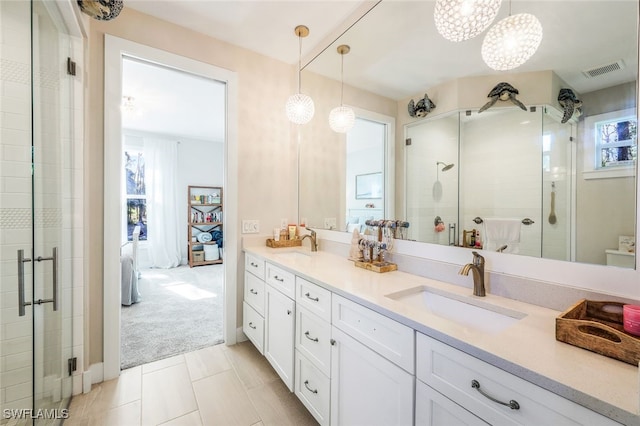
[324,217,337,230]
[242,219,260,234]
[280,218,288,230]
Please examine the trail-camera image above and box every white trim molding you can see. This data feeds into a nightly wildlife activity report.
[103,35,238,380]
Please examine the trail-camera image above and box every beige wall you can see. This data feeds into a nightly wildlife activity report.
[87,8,299,365]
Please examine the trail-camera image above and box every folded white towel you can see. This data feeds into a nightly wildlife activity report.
[483,218,521,254]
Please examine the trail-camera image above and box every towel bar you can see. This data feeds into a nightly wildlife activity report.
[472,217,535,225]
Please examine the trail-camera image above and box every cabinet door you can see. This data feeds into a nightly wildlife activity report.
[331,326,414,426]
[265,284,296,391]
[416,380,489,426]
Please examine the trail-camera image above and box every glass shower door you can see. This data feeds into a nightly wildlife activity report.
[405,111,460,245]
[0,0,74,423]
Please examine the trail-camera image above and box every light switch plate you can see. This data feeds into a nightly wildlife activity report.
[324,217,337,230]
[242,219,260,234]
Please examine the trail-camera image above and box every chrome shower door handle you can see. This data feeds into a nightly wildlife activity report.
[52,247,58,311]
[32,247,59,311]
[17,249,32,317]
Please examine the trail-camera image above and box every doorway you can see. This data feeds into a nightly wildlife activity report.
[103,36,238,380]
[118,58,226,369]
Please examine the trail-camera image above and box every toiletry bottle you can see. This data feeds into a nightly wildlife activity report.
[475,230,482,248]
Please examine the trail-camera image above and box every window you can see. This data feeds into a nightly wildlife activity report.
[125,150,147,241]
[595,115,637,169]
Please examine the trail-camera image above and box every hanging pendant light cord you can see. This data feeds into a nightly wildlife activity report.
[340,53,345,106]
[297,34,302,93]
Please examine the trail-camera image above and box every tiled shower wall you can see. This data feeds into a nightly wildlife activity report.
[0,0,84,414]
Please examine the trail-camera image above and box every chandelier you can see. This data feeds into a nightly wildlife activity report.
[329,45,355,133]
[434,0,502,42]
[481,11,543,71]
[285,25,315,125]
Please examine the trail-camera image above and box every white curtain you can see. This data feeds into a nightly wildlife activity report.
[145,138,181,268]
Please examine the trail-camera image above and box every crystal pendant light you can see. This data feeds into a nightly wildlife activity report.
[481,2,543,71]
[329,45,355,133]
[434,0,502,42]
[285,25,315,125]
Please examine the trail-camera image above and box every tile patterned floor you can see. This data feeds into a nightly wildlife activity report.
[65,342,318,426]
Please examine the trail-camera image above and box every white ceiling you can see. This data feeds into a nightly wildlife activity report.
[122,57,226,140]
[121,1,638,140]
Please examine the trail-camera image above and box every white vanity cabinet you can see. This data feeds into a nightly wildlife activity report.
[416,332,621,426]
[330,295,415,426]
[264,278,296,392]
[294,278,332,425]
[243,254,265,354]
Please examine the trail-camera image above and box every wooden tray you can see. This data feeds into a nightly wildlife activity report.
[266,238,302,248]
[354,260,397,273]
[556,299,640,365]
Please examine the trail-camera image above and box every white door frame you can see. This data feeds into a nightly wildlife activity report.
[103,35,238,380]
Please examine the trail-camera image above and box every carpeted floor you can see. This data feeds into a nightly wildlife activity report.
[120,264,224,370]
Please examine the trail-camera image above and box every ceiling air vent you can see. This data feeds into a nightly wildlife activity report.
[582,60,625,78]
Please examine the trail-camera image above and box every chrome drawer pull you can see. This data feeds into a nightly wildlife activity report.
[274,275,284,282]
[250,289,258,295]
[304,380,318,394]
[248,322,256,329]
[471,380,520,410]
[305,292,319,302]
[304,331,319,342]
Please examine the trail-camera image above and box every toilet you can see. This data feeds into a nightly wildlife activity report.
[605,249,635,268]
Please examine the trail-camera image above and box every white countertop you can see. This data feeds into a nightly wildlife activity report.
[244,245,640,425]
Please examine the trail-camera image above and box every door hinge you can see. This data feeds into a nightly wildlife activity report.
[405,138,412,146]
[68,357,77,376]
[67,58,76,76]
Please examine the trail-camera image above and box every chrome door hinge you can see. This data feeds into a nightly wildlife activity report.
[68,357,77,376]
[67,58,76,76]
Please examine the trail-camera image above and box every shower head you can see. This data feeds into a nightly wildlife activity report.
[437,161,455,172]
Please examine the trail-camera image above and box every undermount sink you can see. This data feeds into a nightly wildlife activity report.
[273,250,314,260]
[386,286,526,334]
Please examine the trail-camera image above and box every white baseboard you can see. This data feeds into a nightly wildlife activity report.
[82,370,92,394]
[235,327,247,343]
[81,362,105,394]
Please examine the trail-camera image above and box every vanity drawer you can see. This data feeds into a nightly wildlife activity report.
[295,306,332,376]
[266,262,295,299]
[416,380,488,426]
[416,333,620,426]
[244,272,265,315]
[295,350,330,426]
[245,253,265,280]
[296,277,331,322]
[332,294,414,373]
[242,301,264,355]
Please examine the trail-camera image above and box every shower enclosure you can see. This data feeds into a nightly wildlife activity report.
[405,106,575,260]
[0,1,82,423]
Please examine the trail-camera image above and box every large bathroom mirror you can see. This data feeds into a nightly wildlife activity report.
[299,0,638,268]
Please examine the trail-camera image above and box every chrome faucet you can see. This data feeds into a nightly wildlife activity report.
[459,251,486,297]
[301,228,318,252]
